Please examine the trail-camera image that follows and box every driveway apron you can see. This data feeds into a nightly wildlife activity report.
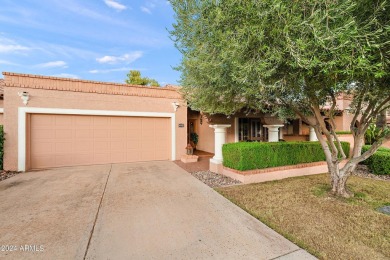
[85,161,315,259]
[0,164,110,260]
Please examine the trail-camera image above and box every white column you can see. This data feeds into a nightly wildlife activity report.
[309,127,318,141]
[264,125,284,142]
[279,126,284,140]
[209,124,231,164]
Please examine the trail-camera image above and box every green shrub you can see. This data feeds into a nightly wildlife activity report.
[360,145,390,175]
[0,125,3,170]
[223,141,350,171]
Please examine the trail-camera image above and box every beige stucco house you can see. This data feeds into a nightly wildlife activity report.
[1,73,187,171]
[0,72,388,172]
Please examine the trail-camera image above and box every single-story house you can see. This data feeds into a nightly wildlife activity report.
[1,72,187,171]
[1,72,388,172]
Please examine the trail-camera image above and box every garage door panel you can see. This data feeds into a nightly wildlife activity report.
[94,117,110,128]
[75,130,93,139]
[31,155,55,168]
[94,153,112,164]
[111,117,126,127]
[110,152,127,163]
[141,151,155,161]
[111,141,126,151]
[126,150,141,162]
[55,129,73,139]
[94,141,110,151]
[54,116,73,126]
[111,129,126,139]
[55,154,74,166]
[155,150,169,160]
[126,128,141,137]
[30,114,171,169]
[73,153,94,165]
[126,118,141,128]
[141,119,155,128]
[31,142,55,155]
[55,142,72,153]
[31,129,55,139]
[126,137,141,145]
[74,116,93,126]
[74,141,94,151]
[155,132,168,140]
[94,129,110,138]
[32,115,55,128]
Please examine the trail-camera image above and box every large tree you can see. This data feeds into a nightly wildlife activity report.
[170,0,390,197]
[126,70,160,87]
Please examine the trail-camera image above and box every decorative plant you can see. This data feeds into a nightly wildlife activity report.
[365,123,390,145]
[190,132,199,146]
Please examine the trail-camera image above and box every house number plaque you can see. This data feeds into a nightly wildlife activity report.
[178,123,185,128]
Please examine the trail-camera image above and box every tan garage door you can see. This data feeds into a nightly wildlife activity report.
[29,114,171,169]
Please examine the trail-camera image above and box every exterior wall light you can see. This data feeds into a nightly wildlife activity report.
[172,102,179,111]
[18,91,30,105]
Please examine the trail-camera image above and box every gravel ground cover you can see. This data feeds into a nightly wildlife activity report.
[0,171,21,182]
[191,170,241,188]
[189,164,388,189]
[353,165,389,181]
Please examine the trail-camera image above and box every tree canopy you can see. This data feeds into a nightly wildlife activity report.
[125,70,160,87]
[170,0,390,197]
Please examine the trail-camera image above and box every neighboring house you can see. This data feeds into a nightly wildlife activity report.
[1,72,389,171]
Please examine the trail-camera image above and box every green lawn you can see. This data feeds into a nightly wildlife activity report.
[216,174,390,260]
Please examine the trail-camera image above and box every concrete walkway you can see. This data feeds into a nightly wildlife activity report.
[0,161,316,259]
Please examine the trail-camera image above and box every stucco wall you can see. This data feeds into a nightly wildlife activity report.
[3,73,186,171]
[338,134,390,154]
[196,115,215,153]
[195,116,236,154]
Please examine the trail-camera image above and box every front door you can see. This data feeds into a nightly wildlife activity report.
[238,118,267,141]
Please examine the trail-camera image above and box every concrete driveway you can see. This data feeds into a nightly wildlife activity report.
[0,161,316,260]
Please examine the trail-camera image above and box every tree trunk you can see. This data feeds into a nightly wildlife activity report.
[330,156,361,197]
[330,163,355,198]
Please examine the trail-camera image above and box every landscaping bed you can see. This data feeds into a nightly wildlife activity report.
[216,174,390,259]
[0,171,21,182]
[361,145,390,175]
[191,170,241,188]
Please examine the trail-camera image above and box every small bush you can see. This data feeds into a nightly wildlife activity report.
[223,141,350,171]
[360,145,390,175]
[0,125,3,170]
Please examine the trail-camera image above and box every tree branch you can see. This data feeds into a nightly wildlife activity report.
[344,132,390,169]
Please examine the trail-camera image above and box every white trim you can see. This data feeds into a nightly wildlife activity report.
[234,117,239,142]
[0,108,4,113]
[18,107,176,171]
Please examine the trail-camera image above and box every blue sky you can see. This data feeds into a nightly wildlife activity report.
[0,0,182,85]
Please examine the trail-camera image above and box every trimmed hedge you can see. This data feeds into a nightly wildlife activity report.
[223,141,350,171]
[0,125,3,170]
[360,145,390,175]
[335,131,352,135]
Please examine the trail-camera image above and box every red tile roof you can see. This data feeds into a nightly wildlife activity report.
[2,72,182,99]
